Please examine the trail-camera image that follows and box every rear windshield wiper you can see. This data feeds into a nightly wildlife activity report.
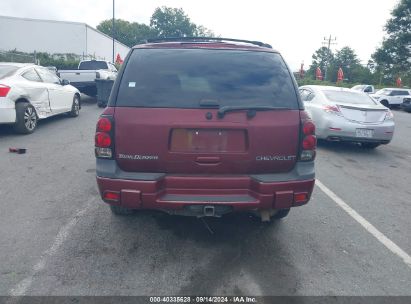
[217,105,290,118]
[199,99,220,108]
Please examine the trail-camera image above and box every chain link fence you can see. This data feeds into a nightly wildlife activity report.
[0,49,36,63]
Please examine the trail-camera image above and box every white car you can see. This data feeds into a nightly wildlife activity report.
[351,84,375,94]
[299,85,394,149]
[370,88,411,108]
[0,62,81,134]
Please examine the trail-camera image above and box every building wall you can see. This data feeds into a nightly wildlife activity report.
[0,16,130,61]
[86,25,130,61]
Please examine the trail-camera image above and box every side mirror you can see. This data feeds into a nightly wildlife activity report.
[61,79,70,86]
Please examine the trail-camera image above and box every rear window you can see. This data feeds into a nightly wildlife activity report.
[0,65,19,79]
[323,90,377,105]
[115,48,299,109]
[79,61,108,70]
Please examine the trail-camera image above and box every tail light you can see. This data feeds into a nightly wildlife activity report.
[384,110,394,121]
[323,105,342,116]
[299,111,316,161]
[95,116,114,159]
[0,84,11,97]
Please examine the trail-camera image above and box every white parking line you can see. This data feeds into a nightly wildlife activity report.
[9,198,97,296]
[316,179,411,269]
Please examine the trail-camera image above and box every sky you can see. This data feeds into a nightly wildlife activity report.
[1,0,399,70]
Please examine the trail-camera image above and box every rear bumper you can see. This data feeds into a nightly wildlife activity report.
[96,159,315,213]
[316,115,394,143]
[0,98,16,124]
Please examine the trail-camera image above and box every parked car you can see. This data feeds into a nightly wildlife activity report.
[58,60,117,96]
[370,88,411,108]
[351,84,375,94]
[95,37,316,221]
[299,85,394,149]
[400,97,411,112]
[0,62,80,134]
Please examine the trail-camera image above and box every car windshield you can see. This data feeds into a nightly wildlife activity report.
[116,48,299,109]
[0,65,19,79]
[323,90,377,105]
[375,89,391,95]
[352,85,365,91]
[78,61,108,70]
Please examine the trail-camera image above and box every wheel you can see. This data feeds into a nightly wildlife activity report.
[97,100,106,108]
[380,100,390,108]
[272,208,291,219]
[110,205,135,215]
[361,143,380,149]
[252,208,291,222]
[14,102,38,134]
[68,95,80,117]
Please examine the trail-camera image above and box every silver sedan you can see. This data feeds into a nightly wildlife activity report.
[299,85,394,149]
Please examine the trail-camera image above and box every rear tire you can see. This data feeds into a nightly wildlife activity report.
[110,205,135,215]
[68,95,80,117]
[14,102,38,134]
[361,143,380,149]
[272,208,291,219]
[380,100,390,108]
[252,208,291,223]
[97,100,106,108]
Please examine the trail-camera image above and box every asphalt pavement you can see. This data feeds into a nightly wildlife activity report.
[0,100,410,296]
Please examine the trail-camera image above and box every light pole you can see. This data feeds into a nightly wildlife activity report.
[322,35,337,81]
[112,0,115,63]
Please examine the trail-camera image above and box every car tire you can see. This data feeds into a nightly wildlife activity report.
[14,102,38,134]
[97,100,106,108]
[110,205,135,215]
[380,100,390,108]
[68,95,80,117]
[272,208,291,219]
[361,143,380,149]
[252,208,291,222]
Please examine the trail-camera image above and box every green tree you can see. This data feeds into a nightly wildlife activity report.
[307,47,334,80]
[150,7,196,37]
[97,7,215,47]
[332,47,361,82]
[372,0,411,86]
[97,19,157,47]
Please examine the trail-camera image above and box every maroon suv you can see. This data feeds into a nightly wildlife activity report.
[95,38,316,221]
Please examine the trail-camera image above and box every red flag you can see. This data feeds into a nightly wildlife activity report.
[299,63,305,79]
[315,67,323,80]
[115,53,123,65]
[396,77,402,87]
[337,67,344,82]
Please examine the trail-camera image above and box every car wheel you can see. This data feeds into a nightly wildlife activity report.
[252,208,291,222]
[14,102,38,134]
[361,143,380,149]
[110,205,135,215]
[272,208,291,219]
[380,100,390,108]
[68,95,80,117]
[97,100,106,108]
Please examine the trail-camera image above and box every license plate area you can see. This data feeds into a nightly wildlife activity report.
[169,128,247,152]
[355,128,374,138]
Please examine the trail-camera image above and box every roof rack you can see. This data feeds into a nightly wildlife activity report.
[145,37,272,48]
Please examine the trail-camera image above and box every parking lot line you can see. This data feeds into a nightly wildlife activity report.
[316,179,411,269]
[9,198,97,296]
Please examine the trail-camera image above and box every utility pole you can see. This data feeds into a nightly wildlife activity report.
[112,0,115,63]
[322,35,337,81]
